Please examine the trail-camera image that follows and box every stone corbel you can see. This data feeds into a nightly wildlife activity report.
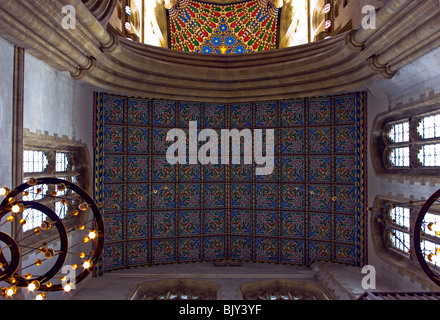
[101,31,119,53]
[368,55,396,79]
[71,56,97,80]
[345,29,364,52]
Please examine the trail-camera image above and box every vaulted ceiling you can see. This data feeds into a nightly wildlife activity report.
[1,0,439,102]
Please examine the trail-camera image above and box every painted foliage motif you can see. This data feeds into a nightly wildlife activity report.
[95,92,367,272]
[168,0,279,54]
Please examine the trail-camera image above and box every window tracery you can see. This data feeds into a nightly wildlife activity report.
[240,279,330,300]
[381,110,440,171]
[130,279,220,300]
[373,200,440,270]
[21,130,90,234]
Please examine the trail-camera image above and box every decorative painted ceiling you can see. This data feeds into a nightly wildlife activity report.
[94,92,367,273]
[168,0,279,54]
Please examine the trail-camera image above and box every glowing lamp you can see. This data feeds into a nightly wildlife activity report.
[11,203,24,214]
[428,222,440,233]
[88,231,97,240]
[6,286,17,297]
[0,187,10,196]
[63,283,72,292]
[36,293,46,300]
[27,280,40,291]
[83,260,92,269]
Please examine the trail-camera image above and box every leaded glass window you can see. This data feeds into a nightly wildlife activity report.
[417,114,440,139]
[22,148,83,232]
[381,202,440,271]
[389,206,410,230]
[389,147,410,167]
[23,150,48,173]
[417,143,440,167]
[389,228,410,253]
[382,112,440,170]
[388,121,410,143]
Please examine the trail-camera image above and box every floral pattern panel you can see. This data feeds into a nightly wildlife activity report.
[95,92,367,272]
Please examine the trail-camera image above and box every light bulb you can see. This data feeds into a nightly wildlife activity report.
[11,203,24,213]
[6,286,16,297]
[27,280,40,291]
[79,202,88,211]
[35,293,46,300]
[83,236,90,243]
[27,178,37,185]
[63,283,72,292]
[88,231,97,240]
[83,260,92,269]
[7,215,14,222]
[0,187,10,196]
[428,222,440,233]
[428,253,440,264]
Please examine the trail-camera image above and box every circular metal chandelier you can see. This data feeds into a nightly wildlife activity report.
[0,177,104,300]
[413,188,440,287]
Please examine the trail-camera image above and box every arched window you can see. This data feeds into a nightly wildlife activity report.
[130,279,220,300]
[372,102,440,178]
[373,199,440,270]
[383,112,440,170]
[240,279,330,300]
[21,129,91,233]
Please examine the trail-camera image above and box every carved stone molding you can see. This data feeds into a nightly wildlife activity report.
[0,0,439,102]
[368,55,396,79]
[345,29,364,52]
[71,56,97,80]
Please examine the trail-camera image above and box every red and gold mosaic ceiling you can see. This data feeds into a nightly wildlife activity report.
[168,0,279,54]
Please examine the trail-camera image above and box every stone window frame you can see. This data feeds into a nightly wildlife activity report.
[371,99,440,183]
[239,279,330,300]
[129,279,220,300]
[20,129,92,245]
[370,195,440,291]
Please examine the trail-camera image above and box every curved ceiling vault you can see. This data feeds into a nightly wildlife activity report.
[0,0,439,102]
